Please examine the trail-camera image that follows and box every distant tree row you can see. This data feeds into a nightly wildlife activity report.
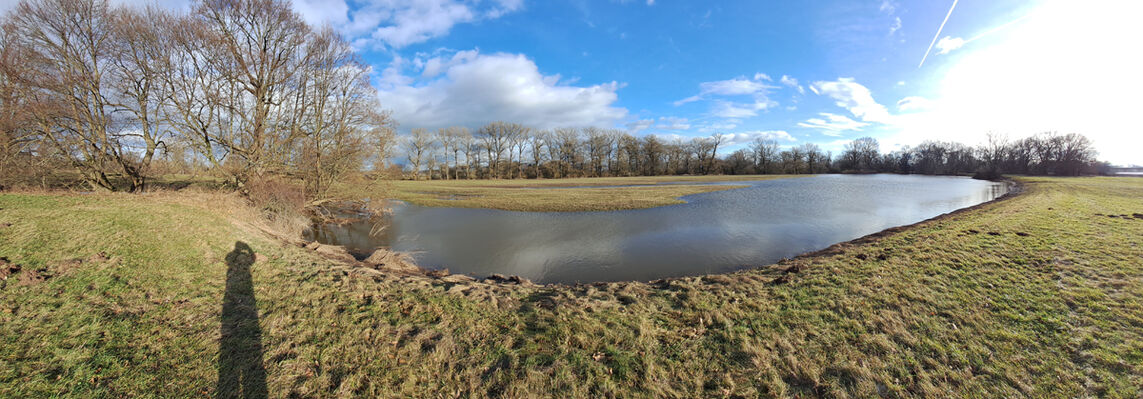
[0,0,395,198]
[399,123,740,180]
[396,123,1105,180]
[833,132,1105,177]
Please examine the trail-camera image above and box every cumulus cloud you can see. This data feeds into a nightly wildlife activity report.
[290,0,523,49]
[936,36,966,55]
[779,75,805,94]
[626,119,654,133]
[720,130,797,146]
[809,78,892,123]
[797,113,868,136]
[289,0,351,27]
[376,50,627,130]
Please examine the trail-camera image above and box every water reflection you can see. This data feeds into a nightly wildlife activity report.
[306,175,1008,284]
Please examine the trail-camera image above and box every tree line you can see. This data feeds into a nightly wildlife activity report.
[398,124,1105,180]
[0,0,394,199]
[400,123,734,180]
[827,132,1106,177]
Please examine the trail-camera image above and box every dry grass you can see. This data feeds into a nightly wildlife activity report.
[390,175,800,212]
[0,177,1140,397]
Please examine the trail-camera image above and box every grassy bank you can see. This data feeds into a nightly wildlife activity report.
[389,175,797,212]
[1,177,1141,397]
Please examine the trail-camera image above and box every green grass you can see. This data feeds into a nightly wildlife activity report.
[0,177,1141,397]
[390,175,799,212]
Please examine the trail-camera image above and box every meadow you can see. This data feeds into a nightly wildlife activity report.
[388,175,799,212]
[0,177,1140,397]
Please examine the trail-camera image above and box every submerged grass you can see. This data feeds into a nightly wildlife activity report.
[389,175,798,212]
[0,177,1140,397]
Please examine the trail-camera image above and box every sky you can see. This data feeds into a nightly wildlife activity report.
[2,0,1140,165]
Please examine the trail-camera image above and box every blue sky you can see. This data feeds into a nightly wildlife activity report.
[350,0,1141,164]
[1,0,1138,164]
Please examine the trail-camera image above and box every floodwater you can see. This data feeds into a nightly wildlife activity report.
[305,174,1009,284]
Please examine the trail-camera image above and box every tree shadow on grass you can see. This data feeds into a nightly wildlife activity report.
[217,242,268,399]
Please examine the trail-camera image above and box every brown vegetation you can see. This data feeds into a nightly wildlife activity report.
[0,0,395,202]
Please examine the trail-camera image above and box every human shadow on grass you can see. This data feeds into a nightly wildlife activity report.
[217,242,268,399]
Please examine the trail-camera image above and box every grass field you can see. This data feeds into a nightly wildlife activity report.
[1,177,1141,397]
[389,175,798,211]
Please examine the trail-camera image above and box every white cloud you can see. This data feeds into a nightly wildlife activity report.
[895,96,932,112]
[699,78,771,96]
[296,0,524,49]
[720,130,797,146]
[889,17,902,35]
[674,74,777,106]
[675,74,780,118]
[626,119,654,133]
[797,113,868,136]
[779,75,805,94]
[711,99,777,118]
[810,77,892,124]
[655,117,691,130]
[697,120,740,133]
[417,49,479,78]
[376,51,627,130]
[879,0,896,14]
[673,95,703,106]
[289,0,350,27]
[935,36,966,55]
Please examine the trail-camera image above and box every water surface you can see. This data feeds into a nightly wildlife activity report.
[306,175,1008,284]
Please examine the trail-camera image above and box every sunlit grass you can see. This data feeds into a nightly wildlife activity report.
[390,175,800,211]
[0,177,1140,397]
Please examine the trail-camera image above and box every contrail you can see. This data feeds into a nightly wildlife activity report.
[919,0,959,68]
[934,12,1034,56]
[964,12,1032,44]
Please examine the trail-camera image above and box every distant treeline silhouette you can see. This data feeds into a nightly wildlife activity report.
[395,124,1106,180]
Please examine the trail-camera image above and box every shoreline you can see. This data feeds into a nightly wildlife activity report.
[300,178,1024,289]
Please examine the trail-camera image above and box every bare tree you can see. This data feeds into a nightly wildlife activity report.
[750,138,780,174]
[3,0,133,191]
[195,0,309,185]
[457,129,475,179]
[478,121,521,179]
[434,128,453,179]
[529,130,547,178]
[290,27,384,198]
[404,128,433,180]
